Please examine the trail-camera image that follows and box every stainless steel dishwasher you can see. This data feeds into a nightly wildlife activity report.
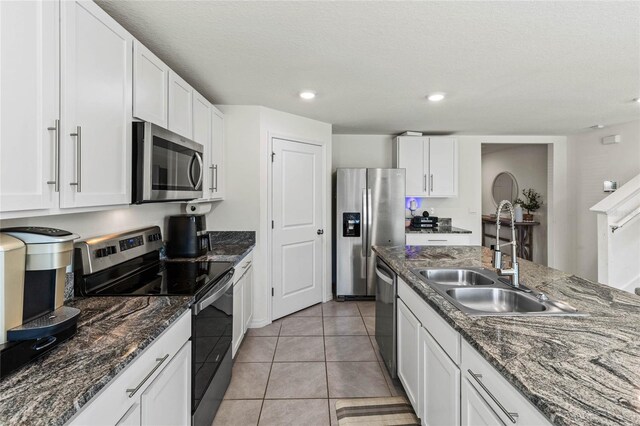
[374,255,397,378]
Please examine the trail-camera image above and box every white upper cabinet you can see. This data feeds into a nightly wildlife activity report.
[0,1,59,213]
[209,107,225,200]
[168,70,193,139]
[394,136,458,198]
[60,0,132,208]
[133,40,168,127]
[428,137,458,197]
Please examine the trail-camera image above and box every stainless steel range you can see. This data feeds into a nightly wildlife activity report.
[73,226,234,426]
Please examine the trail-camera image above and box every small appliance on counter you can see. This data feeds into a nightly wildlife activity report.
[74,226,234,426]
[0,227,80,378]
[410,215,439,229]
[166,214,210,258]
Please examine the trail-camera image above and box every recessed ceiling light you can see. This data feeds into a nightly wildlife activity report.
[299,91,316,100]
[634,97,640,103]
[591,124,605,129]
[427,93,446,102]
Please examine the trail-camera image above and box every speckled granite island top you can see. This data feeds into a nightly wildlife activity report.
[373,245,640,426]
[0,296,191,426]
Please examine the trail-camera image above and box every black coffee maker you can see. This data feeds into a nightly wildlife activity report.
[166,215,210,258]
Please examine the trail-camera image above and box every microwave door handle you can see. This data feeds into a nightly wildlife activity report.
[194,152,204,190]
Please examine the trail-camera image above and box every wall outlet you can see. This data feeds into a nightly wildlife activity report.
[603,181,618,192]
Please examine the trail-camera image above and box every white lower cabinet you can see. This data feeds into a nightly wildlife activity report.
[397,299,421,410]
[69,311,191,426]
[462,378,505,426]
[396,277,551,426]
[140,342,191,426]
[232,251,254,358]
[419,327,460,426]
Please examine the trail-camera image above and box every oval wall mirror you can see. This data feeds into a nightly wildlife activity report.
[492,172,519,205]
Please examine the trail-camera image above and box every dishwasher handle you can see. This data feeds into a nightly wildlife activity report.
[375,259,395,286]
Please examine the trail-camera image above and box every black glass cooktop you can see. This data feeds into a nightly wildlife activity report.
[90,260,233,298]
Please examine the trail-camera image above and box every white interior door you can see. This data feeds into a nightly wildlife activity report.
[272,138,324,320]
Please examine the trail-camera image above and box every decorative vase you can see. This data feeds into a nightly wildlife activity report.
[514,205,523,222]
[523,213,534,222]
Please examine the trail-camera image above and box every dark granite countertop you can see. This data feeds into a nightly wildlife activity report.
[405,225,472,234]
[0,296,191,426]
[373,245,640,426]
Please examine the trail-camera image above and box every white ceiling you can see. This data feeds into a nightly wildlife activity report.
[97,1,640,135]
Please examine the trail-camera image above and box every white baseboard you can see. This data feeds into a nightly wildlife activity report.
[247,317,271,328]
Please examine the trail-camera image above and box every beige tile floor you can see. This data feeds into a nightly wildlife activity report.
[212,300,405,426]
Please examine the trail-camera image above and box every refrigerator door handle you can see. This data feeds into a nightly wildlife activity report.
[366,188,372,257]
[361,188,367,257]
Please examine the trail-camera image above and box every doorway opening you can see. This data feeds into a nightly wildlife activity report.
[481,144,549,265]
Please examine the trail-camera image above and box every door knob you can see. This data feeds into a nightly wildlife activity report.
[317,229,324,235]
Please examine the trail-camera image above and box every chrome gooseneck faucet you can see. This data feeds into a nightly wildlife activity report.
[492,200,520,288]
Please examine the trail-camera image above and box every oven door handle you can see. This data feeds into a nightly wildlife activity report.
[193,270,235,315]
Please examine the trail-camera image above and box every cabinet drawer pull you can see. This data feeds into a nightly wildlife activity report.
[126,354,169,398]
[467,369,519,423]
[242,261,252,270]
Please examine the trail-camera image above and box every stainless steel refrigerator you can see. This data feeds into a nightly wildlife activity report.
[335,168,406,298]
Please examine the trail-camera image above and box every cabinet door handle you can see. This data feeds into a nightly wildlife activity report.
[423,174,427,192]
[69,126,82,192]
[214,164,218,192]
[467,369,519,423]
[126,354,170,398]
[209,165,215,191]
[46,119,60,192]
[430,174,434,192]
[242,261,252,269]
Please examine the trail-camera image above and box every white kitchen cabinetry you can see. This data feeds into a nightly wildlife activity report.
[140,342,191,426]
[396,276,552,426]
[0,0,59,213]
[60,0,132,209]
[232,251,254,357]
[406,233,471,246]
[209,107,226,200]
[419,327,460,426]
[397,299,421,410]
[70,311,191,426]
[394,136,458,198]
[168,70,193,139]
[132,40,168,127]
[462,340,551,426]
[462,378,505,426]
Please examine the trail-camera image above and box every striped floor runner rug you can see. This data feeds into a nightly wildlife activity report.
[335,397,420,425]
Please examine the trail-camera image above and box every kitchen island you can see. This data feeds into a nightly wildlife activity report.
[374,245,640,426]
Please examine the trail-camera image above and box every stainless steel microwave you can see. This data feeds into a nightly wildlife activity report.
[132,122,204,203]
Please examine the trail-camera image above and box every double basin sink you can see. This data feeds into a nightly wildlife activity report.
[410,268,583,316]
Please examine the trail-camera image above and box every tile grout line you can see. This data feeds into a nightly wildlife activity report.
[323,302,332,421]
[255,321,280,425]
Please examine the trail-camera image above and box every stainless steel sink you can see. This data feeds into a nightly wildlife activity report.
[418,269,495,286]
[410,267,584,316]
[445,288,546,313]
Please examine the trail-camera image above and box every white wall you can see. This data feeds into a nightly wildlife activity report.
[567,119,640,281]
[481,144,548,264]
[0,203,182,241]
[332,134,393,171]
[210,106,332,326]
